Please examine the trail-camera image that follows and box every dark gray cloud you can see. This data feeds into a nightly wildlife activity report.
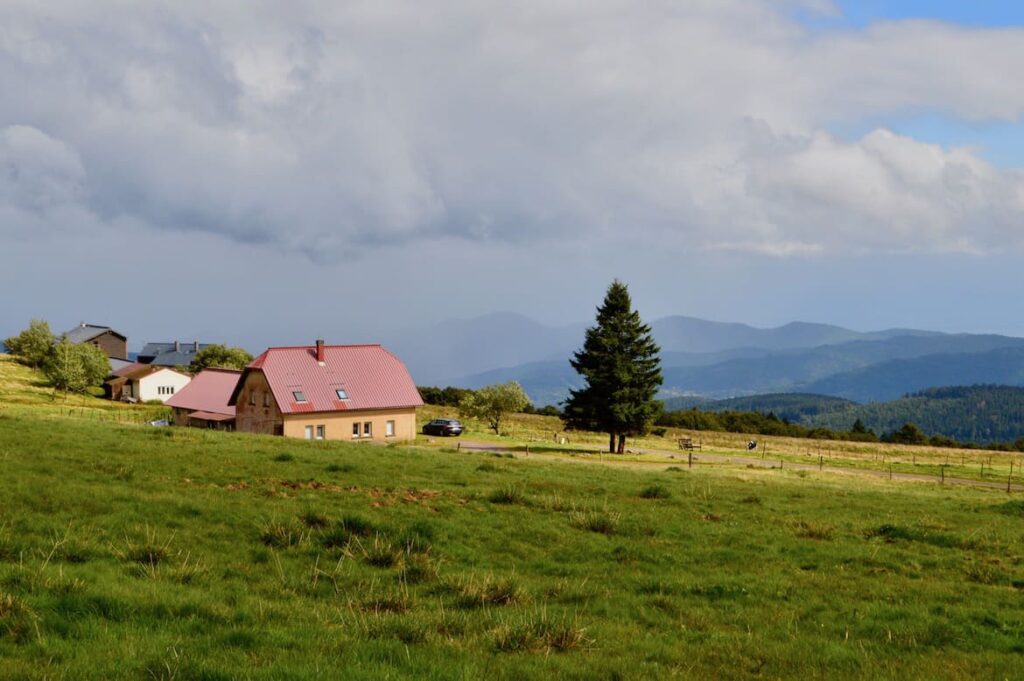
[4,1,1024,347]
[3,0,1024,258]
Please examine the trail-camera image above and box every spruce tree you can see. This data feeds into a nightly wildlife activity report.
[563,280,663,453]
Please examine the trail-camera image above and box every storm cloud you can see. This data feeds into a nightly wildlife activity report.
[3,0,1024,260]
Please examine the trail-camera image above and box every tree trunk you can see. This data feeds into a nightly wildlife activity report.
[608,432,616,454]
[617,434,626,454]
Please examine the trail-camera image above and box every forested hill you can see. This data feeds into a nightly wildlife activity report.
[661,393,856,423]
[801,386,1024,444]
[662,386,1024,444]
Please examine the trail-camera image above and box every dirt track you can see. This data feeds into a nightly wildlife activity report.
[452,440,1023,493]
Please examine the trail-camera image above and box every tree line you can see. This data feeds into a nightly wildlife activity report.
[656,405,1024,452]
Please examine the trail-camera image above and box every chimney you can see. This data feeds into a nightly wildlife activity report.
[316,339,325,363]
[174,341,180,352]
[80,321,86,328]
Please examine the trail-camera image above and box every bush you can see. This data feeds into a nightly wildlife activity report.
[3,319,54,369]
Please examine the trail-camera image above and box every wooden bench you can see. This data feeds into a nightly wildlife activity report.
[678,437,702,451]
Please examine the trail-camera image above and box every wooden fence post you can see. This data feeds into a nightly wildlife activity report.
[940,466,944,485]
[688,451,692,469]
[819,455,823,471]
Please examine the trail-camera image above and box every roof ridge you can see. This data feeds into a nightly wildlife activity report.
[263,343,384,350]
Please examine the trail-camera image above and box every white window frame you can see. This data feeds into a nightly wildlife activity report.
[385,420,395,437]
[316,425,325,440]
[352,422,360,438]
[363,421,372,438]
[304,425,314,440]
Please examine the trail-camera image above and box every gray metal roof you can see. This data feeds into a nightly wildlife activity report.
[138,341,214,367]
[108,357,134,374]
[63,323,125,344]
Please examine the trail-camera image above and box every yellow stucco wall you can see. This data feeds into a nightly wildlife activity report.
[282,407,418,442]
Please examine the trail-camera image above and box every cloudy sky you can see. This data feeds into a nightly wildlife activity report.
[3,0,1024,350]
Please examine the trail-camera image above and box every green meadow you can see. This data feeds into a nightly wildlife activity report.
[1,359,1023,678]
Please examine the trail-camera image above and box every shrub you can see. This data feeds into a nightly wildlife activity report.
[272,453,295,462]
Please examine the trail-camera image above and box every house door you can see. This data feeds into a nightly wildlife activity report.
[304,426,313,440]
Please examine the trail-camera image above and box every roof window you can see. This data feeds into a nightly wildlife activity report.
[293,391,307,402]
[336,389,349,400]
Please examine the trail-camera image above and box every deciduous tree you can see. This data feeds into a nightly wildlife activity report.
[4,319,55,368]
[188,344,253,373]
[44,339,109,400]
[563,280,663,453]
[459,381,530,435]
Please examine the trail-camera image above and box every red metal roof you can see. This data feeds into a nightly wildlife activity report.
[165,368,240,416]
[233,344,422,414]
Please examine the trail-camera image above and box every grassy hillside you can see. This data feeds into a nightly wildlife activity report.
[2,360,1024,678]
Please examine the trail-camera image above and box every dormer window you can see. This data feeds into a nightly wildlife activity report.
[293,391,306,402]
[335,389,348,400]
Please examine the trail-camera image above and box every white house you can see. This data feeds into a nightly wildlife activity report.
[106,363,192,403]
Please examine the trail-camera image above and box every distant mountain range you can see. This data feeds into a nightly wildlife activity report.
[385,313,1024,407]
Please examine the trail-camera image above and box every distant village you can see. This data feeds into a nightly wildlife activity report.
[64,322,423,443]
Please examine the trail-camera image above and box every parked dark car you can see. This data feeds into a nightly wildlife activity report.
[422,418,464,437]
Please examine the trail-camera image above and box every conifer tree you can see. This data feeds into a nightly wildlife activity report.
[563,280,663,453]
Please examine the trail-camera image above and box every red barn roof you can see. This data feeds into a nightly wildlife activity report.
[165,368,240,416]
[229,344,422,414]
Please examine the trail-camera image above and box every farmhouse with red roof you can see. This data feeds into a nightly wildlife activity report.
[164,368,241,430]
[228,340,423,441]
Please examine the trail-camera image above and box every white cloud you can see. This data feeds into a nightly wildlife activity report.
[1,1,1024,258]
